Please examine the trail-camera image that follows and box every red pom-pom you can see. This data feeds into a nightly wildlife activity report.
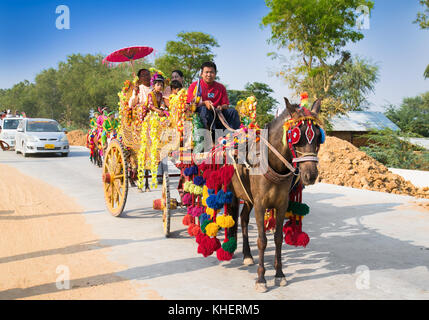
[206,171,222,190]
[296,232,310,247]
[191,224,201,237]
[197,236,221,257]
[216,248,233,261]
[188,223,197,236]
[182,214,194,226]
[219,165,234,186]
[196,233,208,244]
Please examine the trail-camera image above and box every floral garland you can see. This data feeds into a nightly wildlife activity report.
[236,96,259,129]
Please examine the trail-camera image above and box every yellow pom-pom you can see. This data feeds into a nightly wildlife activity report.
[216,215,235,228]
[189,184,195,193]
[184,181,192,192]
[205,222,219,237]
[285,211,294,219]
[193,186,203,195]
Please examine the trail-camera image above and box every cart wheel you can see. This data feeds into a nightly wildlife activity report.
[162,171,171,237]
[102,139,129,217]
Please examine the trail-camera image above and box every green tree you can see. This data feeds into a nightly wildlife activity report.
[154,32,219,86]
[360,128,429,170]
[385,92,429,137]
[227,82,278,126]
[34,68,63,120]
[414,0,429,78]
[262,0,375,120]
[415,0,429,29]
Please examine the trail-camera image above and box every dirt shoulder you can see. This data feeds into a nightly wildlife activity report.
[0,164,140,300]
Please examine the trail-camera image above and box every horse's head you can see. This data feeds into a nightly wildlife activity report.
[284,97,323,186]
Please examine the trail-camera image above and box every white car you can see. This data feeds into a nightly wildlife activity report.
[15,118,70,157]
[0,117,21,150]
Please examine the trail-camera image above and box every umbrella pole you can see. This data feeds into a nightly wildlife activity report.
[130,59,136,78]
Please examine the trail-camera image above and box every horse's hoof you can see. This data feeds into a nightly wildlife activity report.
[275,277,287,287]
[243,257,254,266]
[255,282,268,293]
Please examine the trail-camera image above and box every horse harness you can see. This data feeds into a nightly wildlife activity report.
[216,109,321,203]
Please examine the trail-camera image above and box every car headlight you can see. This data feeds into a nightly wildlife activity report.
[27,136,38,142]
[60,135,69,142]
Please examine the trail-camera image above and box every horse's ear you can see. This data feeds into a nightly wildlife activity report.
[311,99,322,115]
[284,97,295,115]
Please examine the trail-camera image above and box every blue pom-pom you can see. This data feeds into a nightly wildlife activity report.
[206,195,218,209]
[224,191,233,204]
[216,190,225,207]
[319,127,326,144]
[191,165,199,175]
[193,176,205,186]
[184,168,191,176]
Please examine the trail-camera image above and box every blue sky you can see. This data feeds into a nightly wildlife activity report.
[0,0,428,113]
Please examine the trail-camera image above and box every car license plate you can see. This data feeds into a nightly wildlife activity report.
[44,144,55,149]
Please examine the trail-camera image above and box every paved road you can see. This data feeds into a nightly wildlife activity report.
[1,147,429,299]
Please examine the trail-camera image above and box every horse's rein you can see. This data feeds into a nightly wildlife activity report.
[215,109,318,170]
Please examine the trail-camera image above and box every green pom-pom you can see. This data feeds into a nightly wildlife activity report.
[287,202,310,216]
[222,237,237,253]
[201,219,211,234]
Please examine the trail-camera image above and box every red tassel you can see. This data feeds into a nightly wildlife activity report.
[197,236,221,257]
[187,223,197,236]
[191,224,201,237]
[296,232,310,247]
[182,214,194,226]
[216,248,233,261]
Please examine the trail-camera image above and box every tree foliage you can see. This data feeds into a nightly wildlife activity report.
[415,0,429,29]
[0,54,153,129]
[154,32,219,86]
[360,129,429,170]
[227,82,278,126]
[262,0,376,121]
[385,91,429,137]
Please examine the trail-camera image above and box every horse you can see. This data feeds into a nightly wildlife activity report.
[227,97,322,292]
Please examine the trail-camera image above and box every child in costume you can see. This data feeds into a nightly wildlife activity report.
[101,111,119,149]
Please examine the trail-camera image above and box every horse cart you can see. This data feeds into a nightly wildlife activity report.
[99,46,325,291]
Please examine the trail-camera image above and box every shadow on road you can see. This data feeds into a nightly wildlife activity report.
[220,192,429,291]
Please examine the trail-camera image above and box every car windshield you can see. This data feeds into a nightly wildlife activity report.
[26,120,62,132]
[3,119,20,130]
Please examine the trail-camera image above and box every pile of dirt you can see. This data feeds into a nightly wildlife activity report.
[318,136,429,199]
[67,130,87,146]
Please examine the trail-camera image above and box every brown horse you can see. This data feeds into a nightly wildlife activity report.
[227,97,322,292]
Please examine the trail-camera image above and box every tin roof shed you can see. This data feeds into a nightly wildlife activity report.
[330,111,400,132]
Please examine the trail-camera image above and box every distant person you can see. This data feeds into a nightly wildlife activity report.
[163,70,185,107]
[129,68,151,109]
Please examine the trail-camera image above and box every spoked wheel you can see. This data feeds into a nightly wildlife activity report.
[102,139,128,217]
[162,171,171,237]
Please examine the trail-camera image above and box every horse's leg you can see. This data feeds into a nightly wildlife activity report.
[254,203,268,292]
[274,207,287,286]
[240,202,254,265]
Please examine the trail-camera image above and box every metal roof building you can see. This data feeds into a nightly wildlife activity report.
[330,111,400,132]
[328,111,400,147]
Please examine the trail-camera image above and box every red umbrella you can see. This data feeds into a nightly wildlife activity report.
[102,46,154,64]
